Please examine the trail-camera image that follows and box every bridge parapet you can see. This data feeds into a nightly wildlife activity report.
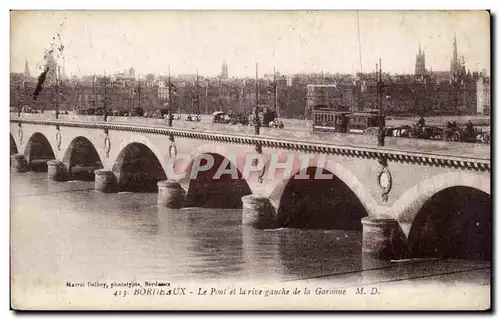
[10,116,490,172]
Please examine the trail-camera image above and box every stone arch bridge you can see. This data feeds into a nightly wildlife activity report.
[10,115,491,261]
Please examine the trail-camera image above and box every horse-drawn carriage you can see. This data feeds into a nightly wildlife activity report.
[443,122,490,144]
[408,125,444,140]
[212,111,230,124]
[186,114,201,122]
[385,121,490,144]
[269,119,284,129]
[229,113,250,125]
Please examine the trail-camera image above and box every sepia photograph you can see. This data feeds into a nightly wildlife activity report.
[8,9,491,310]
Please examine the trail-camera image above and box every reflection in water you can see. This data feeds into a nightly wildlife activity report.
[241,226,284,282]
[183,209,245,277]
[11,172,491,290]
[278,229,363,278]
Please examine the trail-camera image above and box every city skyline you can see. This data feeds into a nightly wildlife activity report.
[10,11,490,78]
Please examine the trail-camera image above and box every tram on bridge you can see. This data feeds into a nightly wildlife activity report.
[311,106,384,135]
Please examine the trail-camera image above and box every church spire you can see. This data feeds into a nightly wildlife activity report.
[415,43,426,76]
[450,33,459,81]
[452,34,458,62]
[24,59,31,79]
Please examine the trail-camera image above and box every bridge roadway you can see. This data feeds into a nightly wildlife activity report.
[10,114,491,262]
[12,112,490,160]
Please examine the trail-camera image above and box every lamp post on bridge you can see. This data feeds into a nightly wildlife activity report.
[168,66,173,127]
[194,69,200,118]
[377,58,385,147]
[253,63,261,135]
[55,66,61,120]
[92,74,96,110]
[273,66,278,118]
[16,78,22,117]
[103,71,108,122]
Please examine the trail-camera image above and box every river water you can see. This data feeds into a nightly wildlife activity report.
[10,171,491,309]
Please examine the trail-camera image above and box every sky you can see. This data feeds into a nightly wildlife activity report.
[10,10,490,78]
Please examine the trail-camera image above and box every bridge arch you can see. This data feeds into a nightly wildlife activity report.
[393,171,490,236]
[269,160,374,230]
[268,158,378,217]
[10,134,18,155]
[62,136,103,181]
[112,142,167,192]
[23,132,56,171]
[181,145,252,208]
[406,186,491,261]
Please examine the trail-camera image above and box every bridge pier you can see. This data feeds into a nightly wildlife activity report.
[241,195,276,229]
[47,160,68,182]
[157,180,185,208]
[10,154,30,173]
[361,217,399,261]
[94,170,118,193]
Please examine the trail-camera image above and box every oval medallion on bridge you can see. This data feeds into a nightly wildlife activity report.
[380,171,390,189]
[377,167,392,203]
[56,128,62,151]
[18,124,23,146]
[103,132,111,158]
